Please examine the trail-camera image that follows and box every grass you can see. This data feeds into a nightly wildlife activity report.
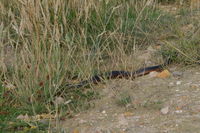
[116,93,132,107]
[0,0,200,132]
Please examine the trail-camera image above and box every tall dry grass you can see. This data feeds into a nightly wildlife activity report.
[0,0,168,112]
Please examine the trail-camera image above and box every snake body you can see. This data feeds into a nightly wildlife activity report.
[65,64,165,89]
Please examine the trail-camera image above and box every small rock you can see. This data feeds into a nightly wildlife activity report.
[54,97,64,105]
[16,114,29,121]
[175,110,183,114]
[160,106,169,115]
[176,81,182,85]
[172,71,183,77]
[16,114,25,120]
[102,110,106,114]
[169,82,174,87]
[195,72,200,75]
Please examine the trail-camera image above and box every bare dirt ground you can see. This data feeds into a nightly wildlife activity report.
[61,64,200,133]
[59,4,200,133]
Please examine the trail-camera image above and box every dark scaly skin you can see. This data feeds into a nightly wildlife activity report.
[65,64,165,89]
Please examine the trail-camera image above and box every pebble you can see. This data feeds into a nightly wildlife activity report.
[54,97,64,105]
[176,81,182,85]
[169,82,174,87]
[175,110,183,114]
[172,71,183,77]
[160,106,169,115]
[102,110,106,114]
[195,72,200,75]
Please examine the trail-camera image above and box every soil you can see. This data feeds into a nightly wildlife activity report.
[61,65,200,133]
[59,4,200,133]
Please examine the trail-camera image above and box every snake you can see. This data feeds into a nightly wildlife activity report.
[64,63,168,89]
